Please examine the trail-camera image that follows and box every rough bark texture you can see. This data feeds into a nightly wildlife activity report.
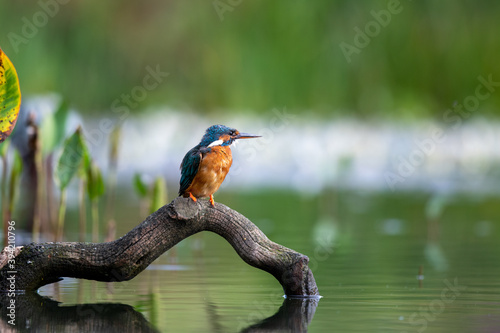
[0,198,319,296]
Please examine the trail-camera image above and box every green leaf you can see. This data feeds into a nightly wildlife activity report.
[40,99,69,155]
[55,127,86,190]
[0,49,22,144]
[133,173,148,198]
[87,160,104,200]
[150,176,167,213]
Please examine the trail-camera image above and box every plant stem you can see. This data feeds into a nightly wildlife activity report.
[104,162,116,239]
[105,151,117,222]
[7,160,18,223]
[56,189,67,241]
[79,178,87,242]
[32,136,43,242]
[46,153,57,234]
[92,199,99,243]
[105,126,120,240]
[1,156,8,248]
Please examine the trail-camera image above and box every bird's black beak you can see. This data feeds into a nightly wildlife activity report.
[235,132,261,140]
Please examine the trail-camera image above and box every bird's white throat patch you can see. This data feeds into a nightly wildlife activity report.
[208,139,224,147]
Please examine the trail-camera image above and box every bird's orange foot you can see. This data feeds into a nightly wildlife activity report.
[209,195,215,207]
[188,193,197,202]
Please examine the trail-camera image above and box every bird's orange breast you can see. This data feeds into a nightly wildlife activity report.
[185,146,233,198]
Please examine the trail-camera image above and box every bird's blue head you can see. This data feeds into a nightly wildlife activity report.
[200,124,260,148]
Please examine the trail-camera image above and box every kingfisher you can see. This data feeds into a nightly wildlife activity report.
[179,124,260,206]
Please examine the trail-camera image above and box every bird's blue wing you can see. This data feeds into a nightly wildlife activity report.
[179,147,203,196]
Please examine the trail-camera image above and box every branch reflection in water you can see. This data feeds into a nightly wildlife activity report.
[0,293,319,332]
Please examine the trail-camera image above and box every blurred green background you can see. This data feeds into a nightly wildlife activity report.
[1,0,500,118]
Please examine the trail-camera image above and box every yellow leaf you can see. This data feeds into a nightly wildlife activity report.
[0,48,22,143]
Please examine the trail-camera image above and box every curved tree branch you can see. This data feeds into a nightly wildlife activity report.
[0,198,319,296]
